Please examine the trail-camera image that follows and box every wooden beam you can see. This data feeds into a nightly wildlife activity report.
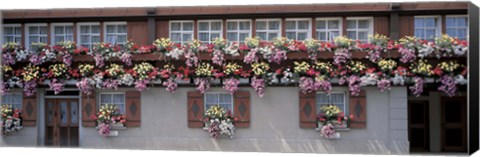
[147,17,156,43]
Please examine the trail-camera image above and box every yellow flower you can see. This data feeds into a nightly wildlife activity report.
[195,62,213,77]
[224,62,242,76]
[348,61,366,73]
[294,61,310,74]
[3,65,13,72]
[245,37,261,47]
[251,62,270,76]
[377,59,397,71]
[438,61,460,73]
[410,59,433,76]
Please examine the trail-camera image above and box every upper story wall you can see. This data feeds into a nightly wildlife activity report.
[1,2,468,48]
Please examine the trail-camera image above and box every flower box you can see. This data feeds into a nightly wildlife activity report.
[211,78,222,85]
[95,123,127,130]
[239,78,250,84]
[324,132,341,139]
[175,78,191,84]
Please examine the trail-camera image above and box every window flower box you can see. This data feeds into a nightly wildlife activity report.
[1,105,23,136]
[92,104,127,137]
[203,105,236,139]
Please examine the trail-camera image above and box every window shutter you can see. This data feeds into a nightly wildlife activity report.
[349,90,367,128]
[233,90,250,128]
[299,91,317,128]
[125,91,141,127]
[187,91,204,128]
[22,95,37,126]
[81,93,96,127]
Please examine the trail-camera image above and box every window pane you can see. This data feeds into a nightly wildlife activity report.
[199,33,209,42]
[65,26,73,34]
[211,22,222,30]
[446,29,456,37]
[257,32,267,40]
[426,29,436,39]
[183,22,193,31]
[446,17,455,27]
[211,33,220,40]
[118,25,127,33]
[80,26,89,34]
[66,35,74,41]
[269,21,279,30]
[219,94,231,103]
[347,20,356,29]
[347,31,356,39]
[171,23,181,31]
[316,20,326,29]
[239,33,249,41]
[4,27,13,35]
[101,94,111,104]
[330,31,340,40]
[298,20,309,30]
[425,18,436,27]
[331,93,344,103]
[113,94,124,103]
[317,93,329,103]
[227,22,237,30]
[15,27,21,35]
[317,32,326,41]
[106,35,115,43]
[60,101,67,125]
[71,101,79,124]
[415,18,424,28]
[456,17,467,27]
[285,21,296,30]
[358,20,369,29]
[256,21,267,30]
[206,94,218,103]
[182,34,192,42]
[358,31,368,41]
[268,33,278,41]
[457,29,466,39]
[92,36,100,43]
[297,32,307,40]
[30,36,38,43]
[239,21,250,30]
[171,33,181,42]
[227,32,237,42]
[91,25,100,33]
[199,22,209,31]
[5,36,13,43]
[414,29,424,38]
[286,32,296,40]
[39,26,48,34]
[106,25,115,33]
[40,37,48,43]
[328,20,340,29]
[80,35,89,43]
[29,27,38,34]
[55,36,64,43]
[54,26,64,34]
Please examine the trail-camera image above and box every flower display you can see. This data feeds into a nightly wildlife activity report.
[410,59,433,77]
[409,77,425,97]
[334,36,354,49]
[79,64,95,77]
[1,104,23,135]
[22,64,40,82]
[195,62,214,78]
[105,64,125,79]
[377,59,397,72]
[203,105,235,139]
[91,42,122,67]
[293,61,311,76]
[92,104,126,136]
[347,61,366,75]
[133,62,158,81]
[49,78,65,95]
[316,104,352,138]
[49,63,69,79]
[244,37,261,49]
[251,77,266,97]
[251,62,270,77]
[153,38,173,53]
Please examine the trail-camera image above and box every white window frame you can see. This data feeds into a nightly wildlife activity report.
[98,92,126,114]
[103,21,128,46]
[316,90,349,115]
[255,18,282,41]
[3,24,22,44]
[346,17,374,43]
[285,18,312,41]
[50,23,74,46]
[169,20,194,44]
[445,15,469,41]
[197,20,223,43]
[204,92,234,114]
[77,22,101,50]
[25,23,48,49]
[226,19,252,43]
[414,15,442,41]
[315,17,343,42]
[1,92,23,110]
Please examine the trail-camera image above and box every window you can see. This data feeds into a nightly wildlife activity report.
[170,21,194,44]
[255,19,281,41]
[316,92,347,115]
[104,22,127,46]
[51,23,74,45]
[3,24,22,44]
[1,92,23,109]
[226,19,251,43]
[446,15,468,40]
[346,17,373,43]
[285,18,311,41]
[198,20,222,43]
[316,18,342,42]
[25,23,48,49]
[77,23,100,50]
[204,93,234,114]
[99,93,125,114]
[414,16,441,41]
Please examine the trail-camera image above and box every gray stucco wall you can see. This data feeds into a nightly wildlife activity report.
[1,86,409,154]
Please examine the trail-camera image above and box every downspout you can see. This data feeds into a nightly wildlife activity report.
[0,10,3,125]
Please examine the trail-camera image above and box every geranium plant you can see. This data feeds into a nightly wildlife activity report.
[1,104,23,135]
[203,105,236,139]
[92,104,126,137]
[316,104,353,139]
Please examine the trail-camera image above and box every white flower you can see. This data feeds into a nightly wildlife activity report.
[166,48,184,60]
[454,45,468,56]
[225,43,239,56]
[418,42,434,58]
[16,50,28,61]
[391,74,405,86]
[120,73,135,86]
[454,75,468,85]
[360,73,378,86]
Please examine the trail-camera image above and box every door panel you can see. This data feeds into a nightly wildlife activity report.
[441,97,467,152]
[45,99,79,147]
[408,100,429,152]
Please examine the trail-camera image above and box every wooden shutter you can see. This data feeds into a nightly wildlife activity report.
[81,93,96,127]
[125,91,141,127]
[349,90,367,128]
[22,95,37,126]
[299,91,317,128]
[233,90,250,128]
[187,91,204,128]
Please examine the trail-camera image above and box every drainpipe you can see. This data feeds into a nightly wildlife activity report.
[0,10,3,123]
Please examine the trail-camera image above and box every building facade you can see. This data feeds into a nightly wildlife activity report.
[0,2,469,155]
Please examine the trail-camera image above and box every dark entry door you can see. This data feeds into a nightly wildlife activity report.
[408,100,430,152]
[45,98,79,147]
[441,96,467,152]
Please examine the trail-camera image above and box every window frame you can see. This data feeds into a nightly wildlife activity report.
[169,20,194,44]
[76,22,101,51]
[50,23,74,46]
[255,18,282,41]
[285,18,312,41]
[103,21,128,46]
[3,24,22,44]
[24,23,48,49]
[197,20,223,43]
[204,92,235,115]
[1,92,23,110]
[413,15,442,41]
[98,92,126,114]
[315,17,343,42]
[346,17,374,43]
[316,91,349,115]
[445,15,469,41]
[226,19,252,43]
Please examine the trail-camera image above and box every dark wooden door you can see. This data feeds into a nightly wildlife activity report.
[408,100,430,152]
[45,98,79,147]
[441,96,467,152]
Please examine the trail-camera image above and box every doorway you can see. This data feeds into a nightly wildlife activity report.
[441,96,467,152]
[45,98,80,147]
[408,100,430,152]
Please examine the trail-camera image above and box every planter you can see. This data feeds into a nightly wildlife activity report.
[110,123,127,130]
[64,79,78,85]
[318,52,335,59]
[176,78,191,84]
[203,122,211,131]
[351,51,368,58]
[324,132,341,139]
[287,52,309,60]
[211,78,222,85]
[239,78,250,84]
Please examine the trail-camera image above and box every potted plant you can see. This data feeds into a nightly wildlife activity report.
[0,104,23,135]
[92,104,127,137]
[202,105,236,139]
[316,104,354,139]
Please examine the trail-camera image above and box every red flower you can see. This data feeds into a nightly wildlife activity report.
[433,67,443,76]
[349,114,355,120]
[319,118,326,122]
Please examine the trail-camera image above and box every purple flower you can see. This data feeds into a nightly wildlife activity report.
[2,53,16,65]
[438,75,457,97]
[298,77,319,94]
[63,53,73,67]
[135,79,150,91]
[184,51,199,67]
[49,79,65,95]
[162,78,178,93]
[212,50,224,66]
[94,54,105,67]
[29,54,43,65]
[367,49,381,63]
[333,49,350,66]
[76,78,94,95]
[409,77,424,97]
[348,75,362,96]
[399,47,416,63]
[23,80,37,97]
[251,77,265,98]
[318,79,332,94]
[103,79,120,90]
[195,78,211,94]
[98,123,111,137]
[320,124,336,138]
[377,78,391,92]
[243,48,258,64]
[223,78,240,95]
[120,53,132,66]
[268,49,287,64]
